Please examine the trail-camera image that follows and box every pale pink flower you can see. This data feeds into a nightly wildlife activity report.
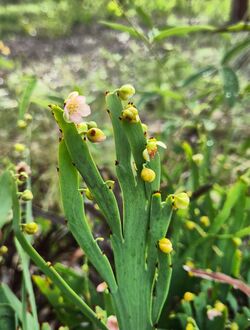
[64,91,91,124]
[96,281,108,293]
[207,308,222,320]
[107,315,119,330]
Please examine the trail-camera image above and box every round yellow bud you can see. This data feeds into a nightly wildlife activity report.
[121,106,139,123]
[200,216,210,227]
[158,238,173,254]
[214,300,225,312]
[186,323,194,330]
[14,143,26,152]
[192,153,204,166]
[183,292,195,302]
[141,123,148,134]
[87,128,106,143]
[21,189,33,201]
[170,192,190,210]
[0,246,8,255]
[118,84,135,100]
[232,237,242,247]
[230,322,239,330]
[87,121,98,129]
[17,120,27,128]
[22,222,38,235]
[141,168,156,183]
[24,113,33,121]
[85,188,94,201]
[76,122,88,134]
[185,260,195,276]
[185,220,196,230]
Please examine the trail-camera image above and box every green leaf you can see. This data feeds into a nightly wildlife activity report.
[181,66,217,87]
[19,76,37,119]
[0,304,16,330]
[14,239,39,330]
[135,6,153,28]
[209,181,246,234]
[221,67,239,107]
[226,22,250,32]
[100,21,141,38]
[235,226,250,238]
[153,25,215,41]
[221,38,250,65]
[0,284,34,327]
[0,171,13,229]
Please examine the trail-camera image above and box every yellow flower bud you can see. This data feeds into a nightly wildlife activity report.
[141,123,148,134]
[141,168,156,183]
[21,189,33,201]
[105,180,115,190]
[230,322,239,330]
[232,237,242,247]
[22,222,38,235]
[121,106,139,123]
[87,128,106,143]
[185,260,195,276]
[185,220,196,230]
[183,291,195,302]
[87,121,98,129]
[17,119,27,128]
[0,246,8,255]
[214,300,225,312]
[14,143,26,152]
[192,153,204,166]
[186,323,194,330]
[158,238,173,254]
[76,122,88,134]
[118,84,135,100]
[84,188,94,201]
[170,192,190,210]
[200,216,210,227]
[24,113,33,121]
[17,171,29,185]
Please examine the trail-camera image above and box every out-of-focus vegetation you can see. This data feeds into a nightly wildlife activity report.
[0,0,249,329]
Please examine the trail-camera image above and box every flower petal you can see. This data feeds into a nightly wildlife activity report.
[65,91,79,102]
[79,104,91,117]
[156,141,167,149]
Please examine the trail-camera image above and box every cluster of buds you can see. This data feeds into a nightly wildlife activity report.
[143,138,166,162]
[21,222,38,235]
[121,103,139,123]
[63,92,106,143]
[15,161,31,185]
[207,300,226,320]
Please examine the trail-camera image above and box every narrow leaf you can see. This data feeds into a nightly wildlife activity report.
[0,171,13,229]
[153,25,215,41]
[221,67,239,107]
[221,38,250,65]
[19,76,37,119]
[181,66,217,87]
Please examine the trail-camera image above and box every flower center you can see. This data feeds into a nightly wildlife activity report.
[67,101,79,114]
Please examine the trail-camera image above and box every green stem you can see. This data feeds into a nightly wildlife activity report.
[11,176,108,330]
